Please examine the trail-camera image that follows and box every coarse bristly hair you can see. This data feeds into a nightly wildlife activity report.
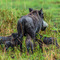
[27,10,42,21]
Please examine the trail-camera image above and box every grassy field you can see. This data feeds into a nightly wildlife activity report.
[0,0,60,60]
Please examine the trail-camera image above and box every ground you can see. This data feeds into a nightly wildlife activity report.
[0,0,60,60]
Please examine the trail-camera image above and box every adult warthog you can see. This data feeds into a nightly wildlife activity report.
[17,8,48,53]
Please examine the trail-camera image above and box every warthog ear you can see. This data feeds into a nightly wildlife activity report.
[40,8,42,12]
[39,8,43,14]
[12,33,16,38]
[39,8,44,18]
[29,8,33,12]
[12,33,18,38]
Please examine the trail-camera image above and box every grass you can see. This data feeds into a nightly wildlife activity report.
[0,0,60,60]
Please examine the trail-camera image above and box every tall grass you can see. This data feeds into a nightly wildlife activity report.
[0,0,60,60]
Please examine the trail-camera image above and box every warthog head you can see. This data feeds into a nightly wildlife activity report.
[29,8,48,31]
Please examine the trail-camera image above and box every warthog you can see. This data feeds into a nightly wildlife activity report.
[25,34,59,54]
[25,34,33,54]
[17,8,48,53]
[39,35,60,48]
[0,33,20,50]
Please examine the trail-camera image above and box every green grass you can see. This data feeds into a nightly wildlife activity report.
[0,0,60,60]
